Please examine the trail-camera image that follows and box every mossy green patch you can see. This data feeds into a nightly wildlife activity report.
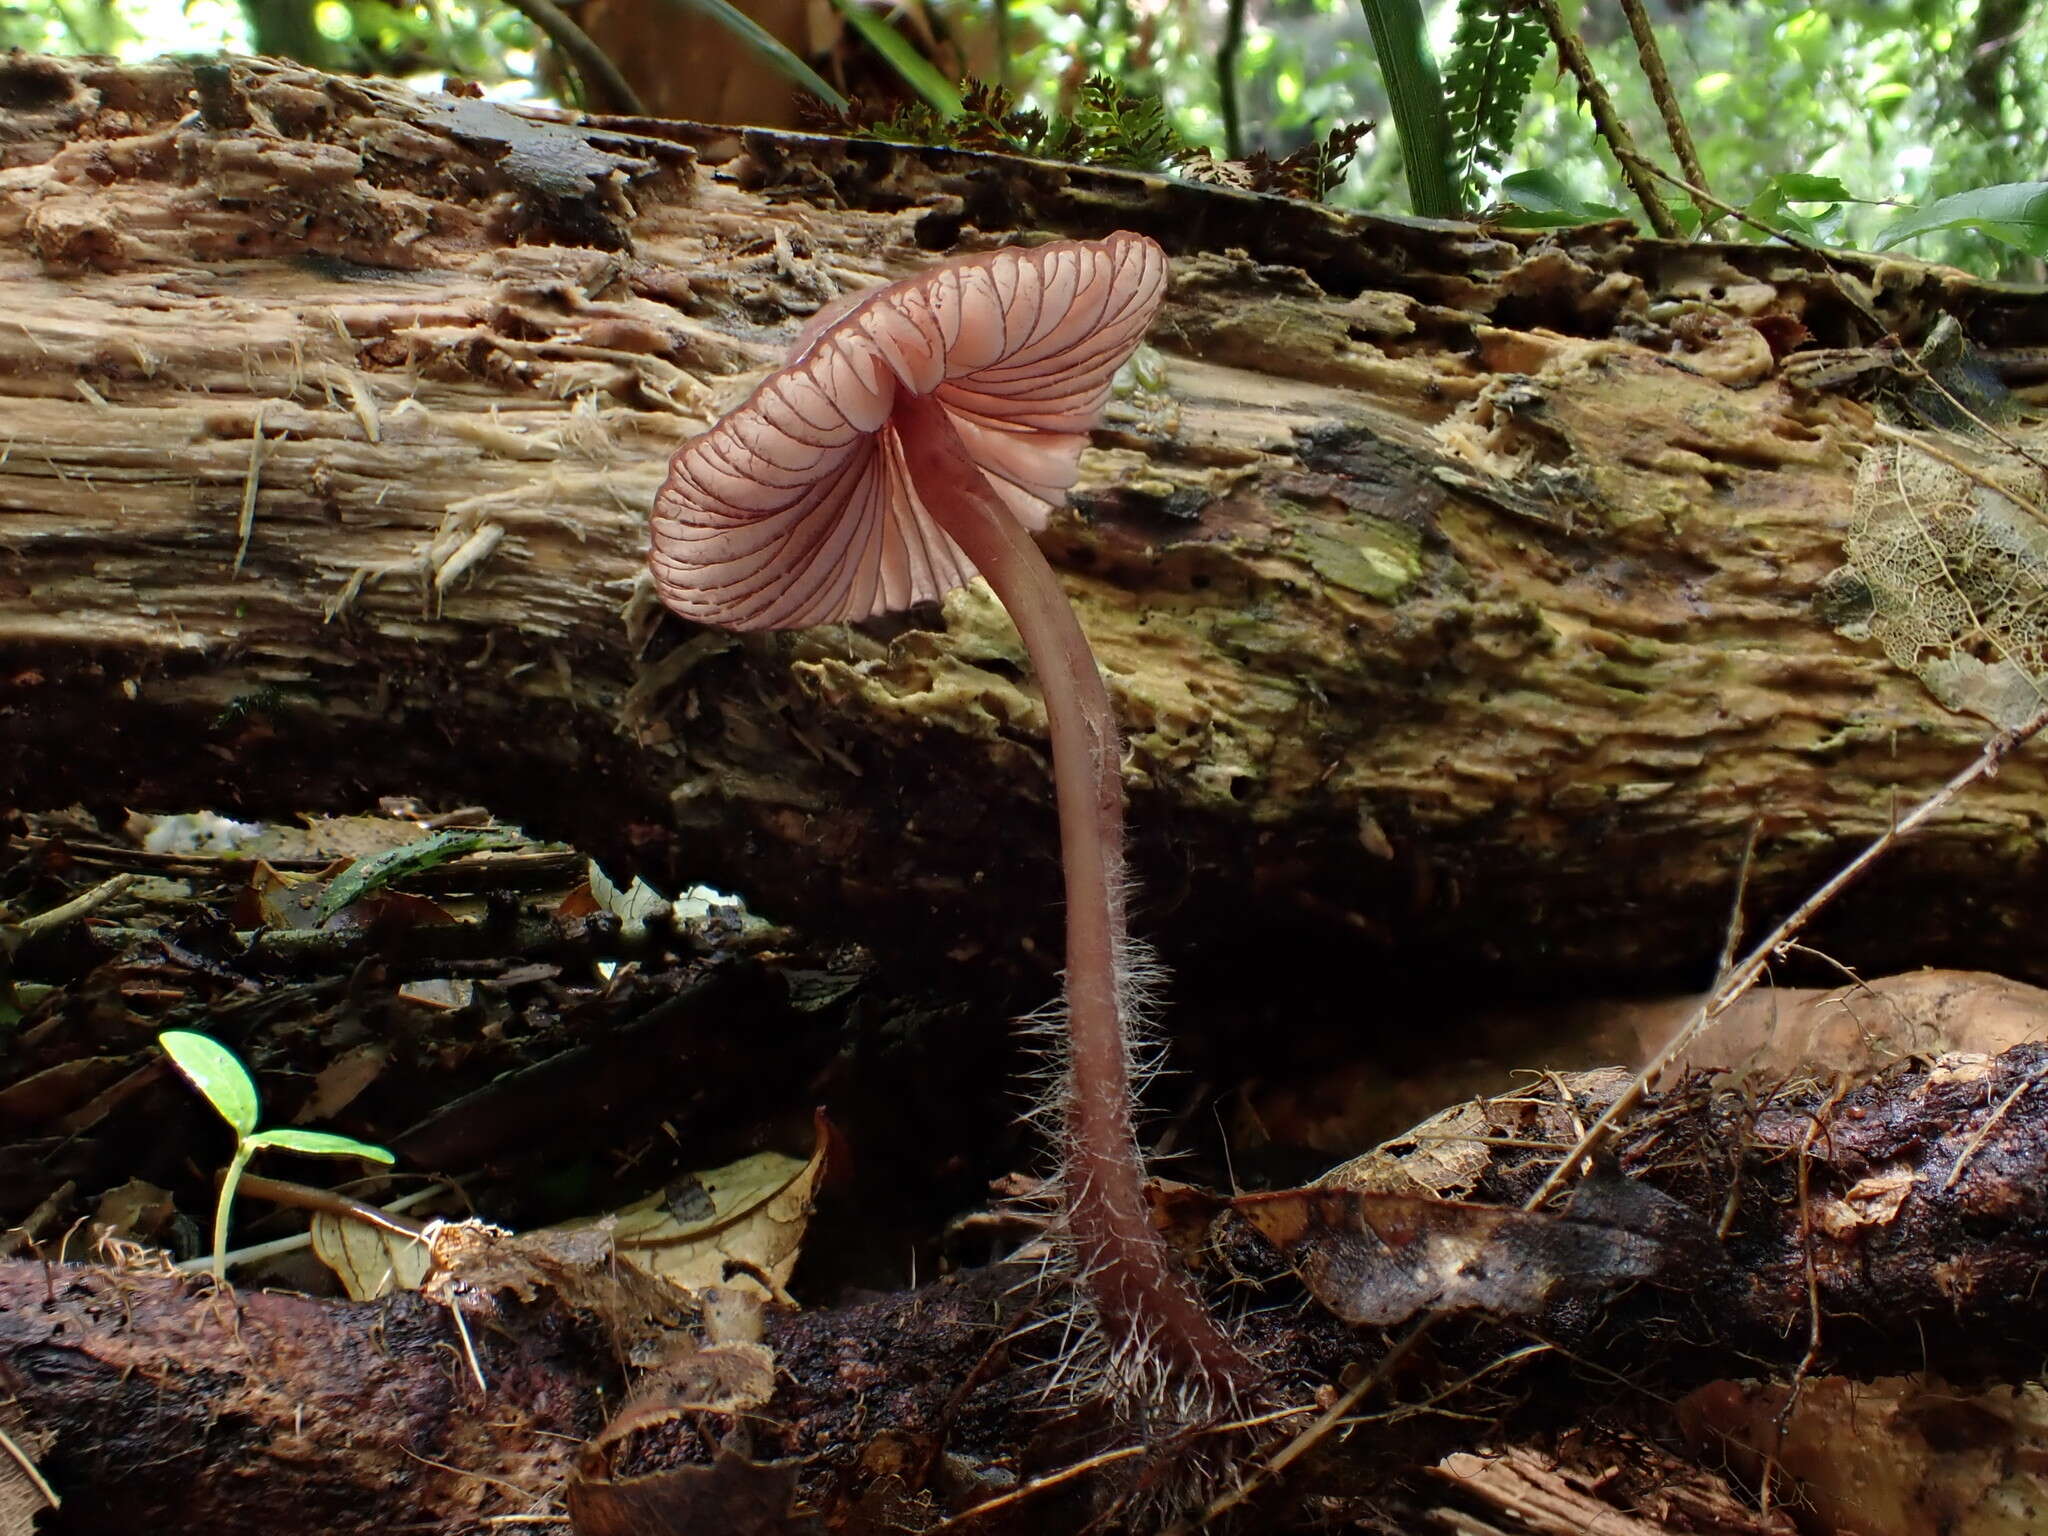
[1293,518,1423,603]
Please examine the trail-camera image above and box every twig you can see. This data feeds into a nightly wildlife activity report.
[1714,819,1760,980]
[1943,1056,2048,1190]
[0,1423,59,1511]
[1762,1078,1850,1514]
[234,1173,428,1237]
[1870,421,2048,525]
[234,404,267,576]
[924,1441,1152,1530]
[1521,0,1679,237]
[8,872,138,944]
[1189,1323,1436,1525]
[449,1295,490,1392]
[1217,0,1247,161]
[174,1185,445,1274]
[492,0,645,116]
[1527,702,2048,1210]
[1617,0,1710,225]
[1881,358,2048,485]
[1633,159,1837,263]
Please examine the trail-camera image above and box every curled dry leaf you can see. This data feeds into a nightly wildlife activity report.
[310,1211,432,1301]
[423,1221,698,1368]
[559,1129,828,1299]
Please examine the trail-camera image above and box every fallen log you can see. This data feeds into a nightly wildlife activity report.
[9,1042,2048,1531]
[5,55,2048,1002]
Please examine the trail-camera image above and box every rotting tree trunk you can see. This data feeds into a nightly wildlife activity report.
[5,55,2048,1005]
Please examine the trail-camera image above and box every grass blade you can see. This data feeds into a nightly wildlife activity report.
[1358,0,1460,218]
[827,0,961,117]
[656,0,851,112]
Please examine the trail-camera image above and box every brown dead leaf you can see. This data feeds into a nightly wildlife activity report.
[239,859,327,930]
[1236,1172,1706,1328]
[0,1055,128,1126]
[561,1123,827,1300]
[310,1210,433,1300]
[424,1220,699,1366]
[92,1178,176,1244]
[296,1043,390,1123]
[1815,1163,1918,1238]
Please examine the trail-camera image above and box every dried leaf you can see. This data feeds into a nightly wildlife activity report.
[311,1211,432,1300]
[563,1134,827,1298]
[1236,1172,1706,1327]
[296,1043,390,1123]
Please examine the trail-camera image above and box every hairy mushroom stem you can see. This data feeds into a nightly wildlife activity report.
[894,392,1252,1410]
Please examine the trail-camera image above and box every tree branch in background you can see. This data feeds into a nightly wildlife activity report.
[1618,0,1710,226]
[1218,0,1246,161]
[494,0,644,115]
[1523,0,1679,237]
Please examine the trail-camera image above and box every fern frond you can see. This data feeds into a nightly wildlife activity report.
[1443,0,1549,205]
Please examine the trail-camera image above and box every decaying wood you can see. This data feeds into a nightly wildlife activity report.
[5,54,2048,1003]
[9,1041,2048,1531]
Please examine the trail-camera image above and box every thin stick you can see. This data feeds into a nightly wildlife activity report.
[1527,702,2048,1210]
[1522,0,1679,237]
[1943,1057,2048,1190]
[0,1423,59,1510]
[234,405,267,576]
[10,872,137,942]
[1192,1322,1436,1524]
[924,1442,1151,1530]
[1714,819,1760,981]
[1761,1079,1849,1514]
[492,0,645,115]
[235,1173,428,1238]
[1617,0,1710,223]
[1217,0,1247,161]
[1871,422,2048,525]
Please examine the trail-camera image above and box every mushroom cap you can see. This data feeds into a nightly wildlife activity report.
[650,231,1169,631]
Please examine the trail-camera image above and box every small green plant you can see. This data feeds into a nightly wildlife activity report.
[158,1030,394,1281]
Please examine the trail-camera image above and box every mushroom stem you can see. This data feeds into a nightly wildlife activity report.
[894,393,1250,1408]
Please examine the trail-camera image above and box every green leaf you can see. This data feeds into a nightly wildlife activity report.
[160,1030,259,1138]
[247,1128,396,1162]
[1875,182,2048,259]
[826,0,960,117]
[1769,172,1857,203]
[1495,168,1631,227]
[316,828,520,922]
[653,0,850,111]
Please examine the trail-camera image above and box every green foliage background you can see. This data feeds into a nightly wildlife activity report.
[2,0,2040,276]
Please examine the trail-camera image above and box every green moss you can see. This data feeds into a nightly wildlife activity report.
[1293,519,1424,603]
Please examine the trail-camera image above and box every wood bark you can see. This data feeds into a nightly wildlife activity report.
[5,54,2048,1009]
[10,1043,2048,1532]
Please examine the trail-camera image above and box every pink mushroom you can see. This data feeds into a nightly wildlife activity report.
[651,232,1251,1415]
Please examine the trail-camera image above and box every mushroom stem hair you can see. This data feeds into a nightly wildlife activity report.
[894,391,1254,1412]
